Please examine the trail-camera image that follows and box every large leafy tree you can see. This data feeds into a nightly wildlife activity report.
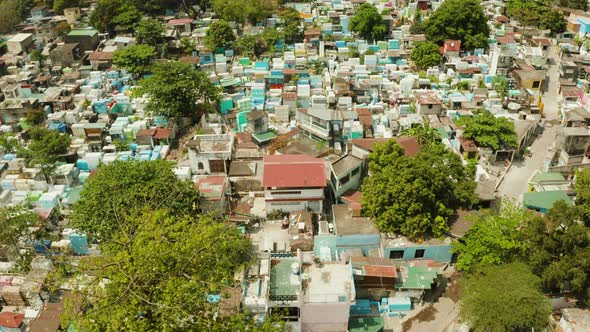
[519,201,590,303]
[423,0,489,50]
[458,112,518,151]
[0,0,24,34]
[63,211,269,331]
[135,19,166,48]
[20,127,71,182]
[0,205,42,273]
[90,0,141,33]
[137,61,219,118]
[401,123,440,147]
[53,0,80,14]
[212,0,275,25]
[113,44,158,76]
[204,20,235,50]
[460,263,551,332]
[576,169,590,224]
[452,202,530,273]
[410,42,442,69]
[71,160,199,242]
[540,10,567,34]
[349,3,387,41]
[361,141,476,239]
[280,7,302,44]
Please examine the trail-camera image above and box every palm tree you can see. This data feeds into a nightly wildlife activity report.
[402,123,440,147]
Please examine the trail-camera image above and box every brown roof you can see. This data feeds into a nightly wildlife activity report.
[496,36,516,44]
[459,137,478,152]
[351,136,420,157]
[363,265,397,278]
[179,56,200,65]
[87,51,113,61]
[416,92,443,105]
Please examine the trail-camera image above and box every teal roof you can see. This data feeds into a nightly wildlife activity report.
[530,172,566,183]
[523,191,572,210]
[253,131,277,143]
[270,259,300,297]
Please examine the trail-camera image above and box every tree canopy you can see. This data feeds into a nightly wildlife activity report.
[204,20,235,50]
[540,10,567,34]
[0,0,26,34]
[401,123,440,147]
[20,127,71,181]
[135,19,166,48]
[361,141,476,239]
[349,4,387,41]
[0,205,42,272]
[63,211,269,331]
[458,112,518,150]
[423,0,490,50]
[53,0,80,14]
[507,0,568,33]
[575,169,590,224]
[212,0,276,25]
[411,42,442,69]
[71,160,199,242]
[113,44,158,76]
[280,7,303,44]
[460,263,551,332]
[452,202,529,273]
[137,61,220,118]
[90,0,141,33]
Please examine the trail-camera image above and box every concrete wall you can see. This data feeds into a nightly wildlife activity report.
[384,244,453,263]
[300,302,350,332]
[265,199,322,213]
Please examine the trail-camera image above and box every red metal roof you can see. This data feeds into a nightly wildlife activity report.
[0,312,25,328]
[153,128,172,139]
[263,154,326,188]
[363,265,397,278]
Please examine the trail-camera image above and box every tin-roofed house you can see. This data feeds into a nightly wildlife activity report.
[263,154,327,213]
[196,175,229,217]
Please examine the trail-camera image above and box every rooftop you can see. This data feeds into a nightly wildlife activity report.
[67,29,98,36]
[331,154,362,178]
[305,262,354,302]
[332,204,379,236]
[523,191,572,210]
[187,134,233,153]
[196,175,227,200]
[351,136,421,157]
[263,154,326,188]
[269,258,301,298]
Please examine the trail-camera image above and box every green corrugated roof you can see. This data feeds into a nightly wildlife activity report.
[523,191,572,210]
[395,266,441,290]
[270,259,300,297]
[68,29,98,36]
[349,317,384,332]
[253,131,277,143]
[530,172,566,183]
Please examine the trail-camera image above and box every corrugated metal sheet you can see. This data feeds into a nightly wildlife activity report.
[263,154,326,188]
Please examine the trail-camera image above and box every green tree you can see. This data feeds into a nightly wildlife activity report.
[349,4,387,41]
[0,205,42,273]
[112,44,158,76]
[135,19,165,48]
[0,132,18,153]
[204,20,235,50]
[519,201,590,303]
[179,36,198,54]
[30,49,46,64]
[458,112,518,150]
[361,141,476,239]
[410,42,442,69]
[0,0,23,34]
[423,0,490,50]
[409,10,425,35]
[213,0,275,25]
[71,160,199,242]
[53,21,71,36]
[460,263,551,332]
[64,211,271,331]
[507,0,544,27]
[25,108,46,125]
[280,7,302,44]
[576,169,590,224]
[177,0,211,18]
[20,127,71,182]
[52,0,79,14]
[401,123,440,147]
[492,76,508,99]
[541,10,567,34]
[452,202,529,273]
[137,61,219,118]
[90,0,141,33]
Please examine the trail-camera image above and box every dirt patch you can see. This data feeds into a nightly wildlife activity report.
[402,304,438,332]
[445,274,463,303]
